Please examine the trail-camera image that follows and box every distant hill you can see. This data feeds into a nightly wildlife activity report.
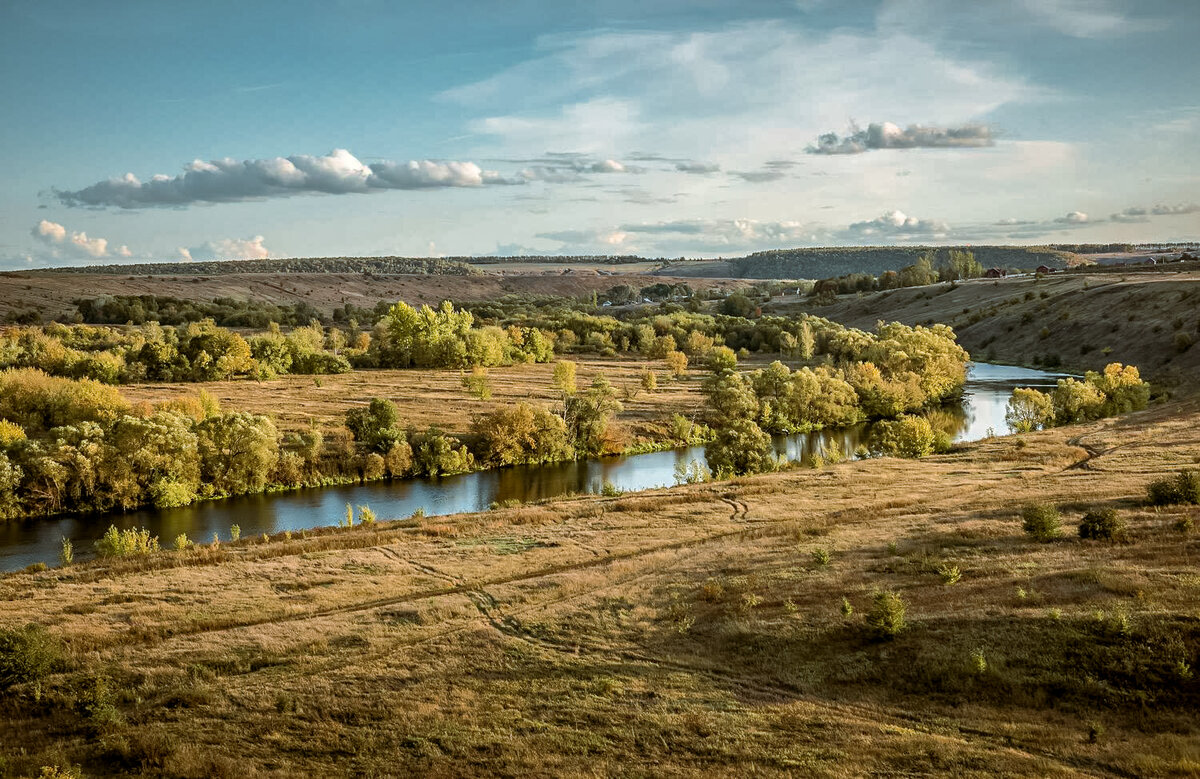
[25,256,482,276]
[721,246,1082,280]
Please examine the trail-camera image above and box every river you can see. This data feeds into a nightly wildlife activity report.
[0,362,1065,571]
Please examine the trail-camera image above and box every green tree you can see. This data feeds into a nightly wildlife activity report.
[553,360,577,396]
[1006,387,1054,433]
[565,375,623,457]
[197,412,279,495]
[472,403,572,466]
[346,398,405,453]
[704,418,776,476]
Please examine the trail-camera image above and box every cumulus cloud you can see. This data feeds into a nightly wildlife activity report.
[177,235,272,262]
[841,210,950,240]
[1107,203,1199,223]
[515,154,638,182]
[1151,202,1200,216]
[30,219,130,258]
[675,161,720,174]
[807,121,995,155]
[730,169,787,183]
[1054,211,1089,224]
[57,149,513,208]
[1109,207,1147,224]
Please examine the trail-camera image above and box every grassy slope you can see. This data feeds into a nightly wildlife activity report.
[766,271,1200,382]
[1,398,1198,776]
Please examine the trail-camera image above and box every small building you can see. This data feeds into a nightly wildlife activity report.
[984,267,1007,278]
[1036,265,1053,275]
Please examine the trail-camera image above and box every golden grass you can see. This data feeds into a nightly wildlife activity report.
[117,355,722,438]
[1,398,1198,775]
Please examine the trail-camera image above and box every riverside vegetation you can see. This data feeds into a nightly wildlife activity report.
[0,298,977,521]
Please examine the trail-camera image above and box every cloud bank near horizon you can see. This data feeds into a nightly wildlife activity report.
[56,149,518,209]
[31,219,131,259]
[808,122,995,155]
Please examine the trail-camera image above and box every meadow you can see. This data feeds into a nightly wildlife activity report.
[0,390,1197,776]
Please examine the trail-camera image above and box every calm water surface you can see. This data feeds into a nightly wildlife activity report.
[0,362,1065,571]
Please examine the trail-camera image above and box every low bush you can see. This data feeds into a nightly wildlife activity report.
[1147,470,1200,506]
[94,525,159,558]
[1021,503,1061,541]
[0,624,65,691]
[1079,508,1127,541]
[865,590,906,639]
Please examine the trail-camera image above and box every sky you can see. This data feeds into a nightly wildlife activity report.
[1,0,1198,268]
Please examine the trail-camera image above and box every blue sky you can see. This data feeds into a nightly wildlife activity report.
[2,0,1197,267]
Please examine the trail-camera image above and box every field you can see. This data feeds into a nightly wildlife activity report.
[118,356,713,440]
[1,394,1197,776]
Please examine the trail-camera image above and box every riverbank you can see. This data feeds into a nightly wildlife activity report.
[0,363,1057,571]
[1,394,1197,776]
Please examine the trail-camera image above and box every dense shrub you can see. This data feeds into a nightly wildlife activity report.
[865,590,907,639]
[1079,508,1127,541]
[472,403,573,467]
[0,624,65,691]
[704,419,777,477]
[1006,387,1054,433]
[1022,503,1061,541]
[869,415,935,458]
[345,398,405,454]
[1147,470,1200,506]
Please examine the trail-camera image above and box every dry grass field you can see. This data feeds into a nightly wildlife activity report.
[117,356,714,441]
[768,270,1200,382]
[1,394,1197,776]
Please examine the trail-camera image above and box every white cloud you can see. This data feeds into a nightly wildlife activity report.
[443,21,1036,162]
[879,0,1160,41]
[808,121,994,154]
[515,153,639,182]
[1151,203,1200,216]
[177,235,272,262]
[58,149,513,208]
[1017,0,1155,39]
[842,210,950,240]
[1054,211,1089,224]
[30,219,129,258]
[675,161,720,174]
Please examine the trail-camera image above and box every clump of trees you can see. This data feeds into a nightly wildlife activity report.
[0,319,356,385]
[0,368,283,518]
[700,320,970,474]
[1005,363,1150,432]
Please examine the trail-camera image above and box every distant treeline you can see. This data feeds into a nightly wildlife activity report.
[808,250,983,301]
[459,255,654,265]
[1048,243,1135,254]
[24,256,481,276]
[728,246,1077,280]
